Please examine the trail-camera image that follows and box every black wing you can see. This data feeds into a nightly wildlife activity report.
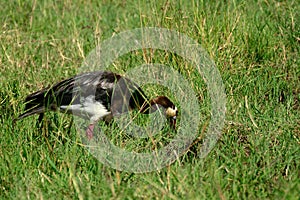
[17,71,118,120]
[16,71,148,120]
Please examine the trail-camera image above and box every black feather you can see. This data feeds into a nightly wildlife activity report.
[16,71,149,121]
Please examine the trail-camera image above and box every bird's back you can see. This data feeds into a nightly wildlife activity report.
[16,71,149,121]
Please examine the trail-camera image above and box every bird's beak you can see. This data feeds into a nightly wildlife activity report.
[169,116,176,130]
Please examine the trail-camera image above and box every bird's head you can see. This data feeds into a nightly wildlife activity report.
[139,95,178,130]
[165,105,178,130]
[151,96,178,130]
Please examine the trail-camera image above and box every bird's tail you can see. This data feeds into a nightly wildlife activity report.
[15,88,49,121]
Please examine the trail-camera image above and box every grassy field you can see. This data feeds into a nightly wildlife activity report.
[1,0,299,199]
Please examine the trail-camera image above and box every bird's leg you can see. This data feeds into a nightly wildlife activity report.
[86,124,95,140]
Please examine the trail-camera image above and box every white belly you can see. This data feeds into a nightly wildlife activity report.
[60,95,110,122]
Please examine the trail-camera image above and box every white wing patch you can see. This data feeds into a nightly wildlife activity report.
[60,95,110,123]
[99,80,114,88]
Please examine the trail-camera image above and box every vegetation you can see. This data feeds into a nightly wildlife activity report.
[1,0,299,199]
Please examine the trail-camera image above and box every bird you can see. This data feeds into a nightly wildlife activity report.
[15,71,178,139]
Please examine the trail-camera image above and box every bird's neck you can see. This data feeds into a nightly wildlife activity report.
[139,96,169,114]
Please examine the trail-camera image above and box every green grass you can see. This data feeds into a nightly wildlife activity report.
[1,0,299,199]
